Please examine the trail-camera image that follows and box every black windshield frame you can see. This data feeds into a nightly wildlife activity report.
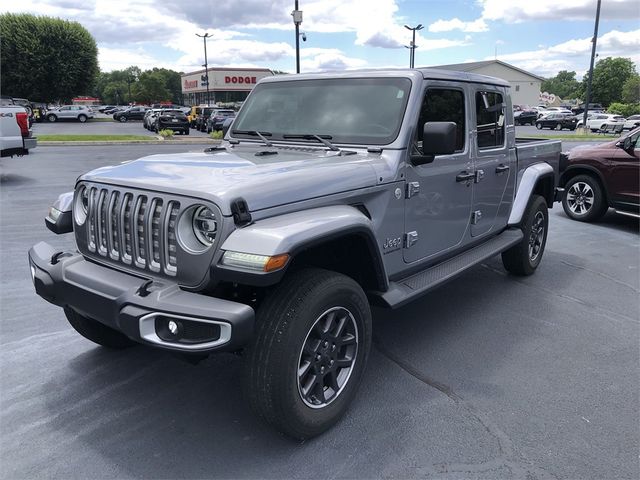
[231,77,412,145]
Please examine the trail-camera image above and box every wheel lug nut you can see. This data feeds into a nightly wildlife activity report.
[329,360,334,366]
[320,366,325,374]
[323,341,329,348]
[316,354,321,361]
[332,344,336,351]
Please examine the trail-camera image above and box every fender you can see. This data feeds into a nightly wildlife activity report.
[508,163,554,225]
[559,164,610,200]
[45,191,74,234]
[218,205,386,289]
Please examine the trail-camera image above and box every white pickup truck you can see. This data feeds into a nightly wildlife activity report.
[1,105,37,157]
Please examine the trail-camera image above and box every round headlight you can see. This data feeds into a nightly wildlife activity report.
[74,186,88,225]
[192,206,217,246]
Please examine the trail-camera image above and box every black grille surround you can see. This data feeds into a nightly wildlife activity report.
[74,182,223,288]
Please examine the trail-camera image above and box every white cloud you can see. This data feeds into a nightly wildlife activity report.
[479,0,640,22]
[489,29,640,77]
[428,18,488,33]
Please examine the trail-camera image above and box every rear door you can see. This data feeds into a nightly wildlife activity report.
[471,88,513,237]
[403,84,473,263]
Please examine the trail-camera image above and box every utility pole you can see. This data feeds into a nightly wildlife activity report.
[404,24,423,68]
[292,1,303,73]
[196,32,211,105]
[582,0,601,132]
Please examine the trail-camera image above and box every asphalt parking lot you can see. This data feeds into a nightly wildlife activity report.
[1,143,638,479]
[32,114,211,138]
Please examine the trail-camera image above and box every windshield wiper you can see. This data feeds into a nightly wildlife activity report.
[282,134,339,151]
[231,130,273,146]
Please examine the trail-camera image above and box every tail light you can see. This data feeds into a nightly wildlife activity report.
[16,112,29,137]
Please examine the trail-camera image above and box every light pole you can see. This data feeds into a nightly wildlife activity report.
[292,1,303,73]
[404,24,423,68]
[582,0,601,132]
[196,32,211,105]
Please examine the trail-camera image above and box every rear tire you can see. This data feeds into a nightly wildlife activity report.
[244,268,372,439]
[184,129,189,135]
[536,123,542,130]
[47,114,57,123]
[555,123,562,130]
[502,195,548,276]
[64,307,136,349]
[119,116,128,123]
[562,174,607,222]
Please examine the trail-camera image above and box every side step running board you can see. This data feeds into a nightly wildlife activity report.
[614,209,640,219]
[375,229,523,309]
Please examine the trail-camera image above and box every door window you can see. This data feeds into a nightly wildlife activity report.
[415,88,466,154]
[476,91,505,149]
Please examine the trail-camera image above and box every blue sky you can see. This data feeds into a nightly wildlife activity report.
[3,0,639,78]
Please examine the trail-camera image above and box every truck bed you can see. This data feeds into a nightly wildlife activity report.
[515,137,562,181]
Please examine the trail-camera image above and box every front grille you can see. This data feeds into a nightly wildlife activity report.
[86,186,180,276]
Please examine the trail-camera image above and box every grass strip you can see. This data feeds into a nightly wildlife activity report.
[38,134,154,141]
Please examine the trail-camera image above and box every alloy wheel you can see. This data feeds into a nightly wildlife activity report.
[297,307,358,409]
[528,211,545,262]
[566,182,594,215]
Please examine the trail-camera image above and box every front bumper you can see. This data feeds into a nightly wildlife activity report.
[28,242,255,353]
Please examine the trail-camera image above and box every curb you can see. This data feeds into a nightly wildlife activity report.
[39,139,221,146]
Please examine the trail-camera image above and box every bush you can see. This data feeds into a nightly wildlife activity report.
[158,129,174,139]
[607,103,640,117]
[210,130,223,139]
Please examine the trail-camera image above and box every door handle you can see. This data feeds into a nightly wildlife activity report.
[495,164,510,174]
[456,171,475,182]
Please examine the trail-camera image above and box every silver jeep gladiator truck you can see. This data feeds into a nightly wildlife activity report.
[29,69,561,439]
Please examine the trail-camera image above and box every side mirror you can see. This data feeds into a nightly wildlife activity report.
[45,192,74,234]
[411,121,457,166]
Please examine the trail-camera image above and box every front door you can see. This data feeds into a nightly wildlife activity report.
[609,131,640,209]
[471,89,512,237]
[404,85,473,263]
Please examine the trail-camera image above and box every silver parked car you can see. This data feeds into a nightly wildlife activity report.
[46,105,94,123]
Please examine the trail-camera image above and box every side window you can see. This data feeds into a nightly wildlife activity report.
[415,88,466,154]
[476,91,505,149]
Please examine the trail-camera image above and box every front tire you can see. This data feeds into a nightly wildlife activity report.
[64,307,136,349]
[502,195,548,276]
[555,123,562,130]
[119,116,128,123]
[562,174,607,222]
[536,123,542,130]
[244,268,372,439]
[78,114,87,123]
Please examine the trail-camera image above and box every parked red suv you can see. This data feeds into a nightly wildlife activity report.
[559,127,639,221]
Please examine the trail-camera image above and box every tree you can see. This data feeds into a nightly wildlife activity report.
[583,57,637,107]
[132,71,170,104]
[0,13,98,103]
[622,74,640,104]
[145,68,182,104]
[541,71,581,99]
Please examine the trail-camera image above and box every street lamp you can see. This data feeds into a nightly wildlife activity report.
[196,32,211,105]
[292,1,303,73]
[582,0,601,132]
[404,24,423,68]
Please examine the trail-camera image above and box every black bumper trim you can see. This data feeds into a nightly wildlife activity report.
[28,242,255,353]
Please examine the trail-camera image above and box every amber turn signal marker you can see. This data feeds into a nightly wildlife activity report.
[264,254,289,272]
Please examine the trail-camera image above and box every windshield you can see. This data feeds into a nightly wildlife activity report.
[232,77,412,145]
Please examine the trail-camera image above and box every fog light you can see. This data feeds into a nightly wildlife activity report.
[168,320,179,335]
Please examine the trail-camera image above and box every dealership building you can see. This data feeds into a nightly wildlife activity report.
[181,67,273,105]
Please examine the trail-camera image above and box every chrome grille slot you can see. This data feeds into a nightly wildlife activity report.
[87,187,98,252]
[97,189,108,256]
[120,193,133,264]
[165,202,180,274]
[147,199,163,272]
[108,191,120,260]
[134,196,148,268]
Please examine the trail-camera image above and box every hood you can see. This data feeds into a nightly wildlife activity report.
[80,145,380,215]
